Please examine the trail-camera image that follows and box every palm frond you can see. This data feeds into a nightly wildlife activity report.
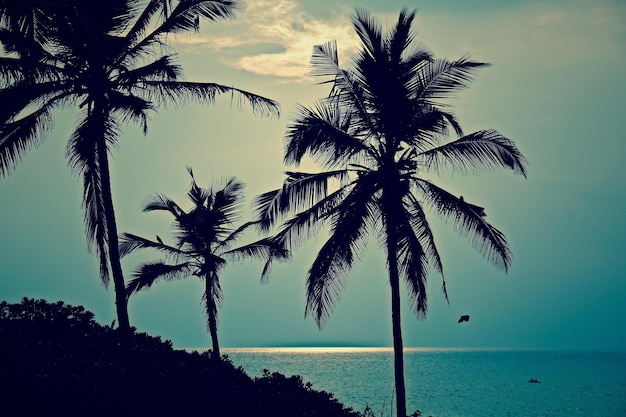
[0,105,53,178]
[126,260,192,297]
[252,170,349,232]
[305,176,379,328]
[211,176,246,221]
[0,80,69,124]
[252,189,281,232]
[309,40,341,80]
[0,56,62,86]
[116,0,231,66]
[118,54,182,86]
[258,237,291,284]
[0,19,51,60]
[305,212,375,328]
[109,92,153,133]
[308,42,380,144]
[419,129,528,177]
[123,0,163,46]
[214,220,256,251]
[140,80,228,105]
[402,42,432,76]
[0,56,24,85]
[66,113,122,176]
[387,8,417,63]
[395,212,429,319]
[305,242,350,329]
[418,55,489,100]
[404,193,444,277]
[186,172,212,208]
[403,106,463,151]
[222,237,290,264]
[140,80,280,117]
[142,193,184,217]
[417,179,512,271]
[65,114,124,287]
[351,8,383,61]
[399,192,447,317]
[285,101,371,167]
[80,147,109,286]
[118,232,188,259]
[270,186,345,252]
[380,8,431,92]
[159,0,239,36]
[202,273,224,331]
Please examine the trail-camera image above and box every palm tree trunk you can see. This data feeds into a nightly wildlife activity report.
[96,133,131,334]
[387,235,407,417]
[382,171,408,417]
[205,278,221,360]
[209,317,221,360]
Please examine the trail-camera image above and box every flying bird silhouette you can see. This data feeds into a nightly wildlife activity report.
[458,315,470,323]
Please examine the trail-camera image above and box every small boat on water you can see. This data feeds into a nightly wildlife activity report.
[528,378,541,383]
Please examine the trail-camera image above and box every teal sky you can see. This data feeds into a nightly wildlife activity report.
[1,0,625,351]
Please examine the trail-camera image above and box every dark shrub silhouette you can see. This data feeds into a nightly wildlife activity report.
[0,297,358,416]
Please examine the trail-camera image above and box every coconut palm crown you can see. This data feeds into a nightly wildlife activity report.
[120,167,289,359]
[253,8,527,417]
[0,0,280,332]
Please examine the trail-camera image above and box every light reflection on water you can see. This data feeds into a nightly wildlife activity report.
[186,347,626,417]
[225,346,392,354]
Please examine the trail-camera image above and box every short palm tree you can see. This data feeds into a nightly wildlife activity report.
[120,168,289,359]
[0,0,279,333]
[253,9,527,417]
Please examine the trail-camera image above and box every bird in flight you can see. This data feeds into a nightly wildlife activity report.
[458,315,470,323]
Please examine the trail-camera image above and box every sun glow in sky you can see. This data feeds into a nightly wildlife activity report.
[1,0,625,351]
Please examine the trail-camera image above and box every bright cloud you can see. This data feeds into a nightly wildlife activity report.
[173,0,625,83]
[174,0,358,81]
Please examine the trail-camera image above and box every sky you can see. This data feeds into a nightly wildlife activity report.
[1,0,625,351]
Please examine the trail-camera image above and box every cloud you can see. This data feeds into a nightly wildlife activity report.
[174,0,358,81]
[170,0,626,85]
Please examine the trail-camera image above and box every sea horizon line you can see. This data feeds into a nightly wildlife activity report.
[181,346,569,353]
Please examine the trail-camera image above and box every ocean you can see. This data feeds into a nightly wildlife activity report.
[218,347,626,417]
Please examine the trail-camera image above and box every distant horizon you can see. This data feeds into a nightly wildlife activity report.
[192,345,626,353]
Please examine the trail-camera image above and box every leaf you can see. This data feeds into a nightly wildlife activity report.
[126,261,192,297]
[419,129,528,177]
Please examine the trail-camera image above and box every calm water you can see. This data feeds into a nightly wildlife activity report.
[218,348,626,417]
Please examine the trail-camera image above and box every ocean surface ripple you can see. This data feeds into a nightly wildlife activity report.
[213,347,626,417]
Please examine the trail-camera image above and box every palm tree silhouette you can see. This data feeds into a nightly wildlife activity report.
[253,9,527,417]
[120,167,289,359]
[0,0,280,334]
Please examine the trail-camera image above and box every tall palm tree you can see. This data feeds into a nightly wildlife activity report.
[120,167,289,359]
[253,9,527,417]
[0,0,280,334]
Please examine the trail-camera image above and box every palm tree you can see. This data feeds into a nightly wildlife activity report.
[120,167,289,359]
[253,9,527,417]
[0,0,280,334]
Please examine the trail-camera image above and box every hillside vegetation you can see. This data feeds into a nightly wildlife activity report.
[0,298,359,417]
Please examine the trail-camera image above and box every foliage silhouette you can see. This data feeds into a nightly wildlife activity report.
[120,167,289,359]
[253,8,527,417]
[0,297,358,416]
[0,0,280,334]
